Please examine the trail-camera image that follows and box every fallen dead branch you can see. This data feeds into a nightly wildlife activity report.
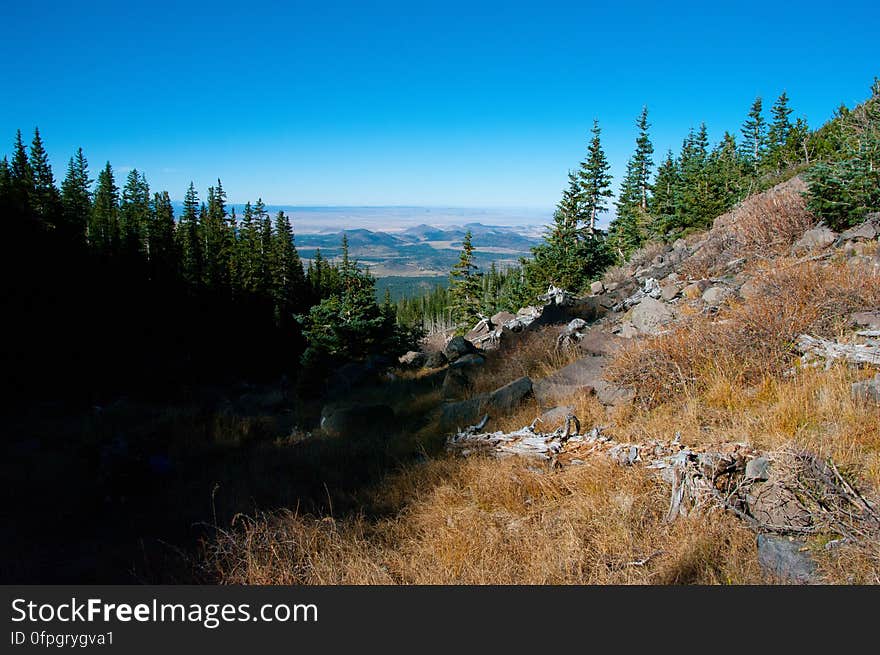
[796,334,880,367]
[447,415,880,565]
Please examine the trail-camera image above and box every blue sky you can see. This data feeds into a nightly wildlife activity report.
[1,1,877,209]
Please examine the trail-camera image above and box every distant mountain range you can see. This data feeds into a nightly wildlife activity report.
[295,223,543,277]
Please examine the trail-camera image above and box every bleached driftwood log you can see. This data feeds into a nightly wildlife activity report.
[447,414,880,550]
[796,334,880,367]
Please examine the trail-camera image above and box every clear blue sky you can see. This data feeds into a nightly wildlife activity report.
[1,0,877,208]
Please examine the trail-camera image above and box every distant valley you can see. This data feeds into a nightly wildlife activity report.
[294,222,543,280]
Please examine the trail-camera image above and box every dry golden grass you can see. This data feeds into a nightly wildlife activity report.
[202,358,879,585]
[731,177,815,256]
[203,455,762,584]
[608,258,880,407]
[679,176,814,278]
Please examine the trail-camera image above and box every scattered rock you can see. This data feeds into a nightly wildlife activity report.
[851,311,880,330]
[488,376,533,413]
[739,278,762,300]
[590,281,605,295]
[538,405,575,429]
[423,351,448,369]
[491,311,516,326]
[320,404,396,438]
[449,353,486,369]
[442,368,473,400]
[398,351,426,368]
[756,534,819,584]
[532,356,631,408]
[660,281,680,301]
[792,225,837,253]
[747,476,813,530]
[745,456,771,481]
[440,396,486,429]
[444,336,477,362]
[630,297,675,334]
[837,218,879,243]
[852,374,880,404]
[702,285,731,306]
[682,279,711,300]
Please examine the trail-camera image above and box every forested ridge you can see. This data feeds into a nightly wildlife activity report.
[397,81,880,334]
[0,137,416,406]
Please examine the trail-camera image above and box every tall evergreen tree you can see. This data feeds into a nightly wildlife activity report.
[610,107,655,258]
[60,148,92,242]
[177,182,202,290]
[9,129,34,217]
[29,128,62,226]
[649,150,678,237]
[448,230,482,332]
[578,120,613,231]
[119,169,151,259]
[740,97,766,169]
[765,91,793,174]
[89,162,120,254]
[271,210,306,324]
[148,190,178,282]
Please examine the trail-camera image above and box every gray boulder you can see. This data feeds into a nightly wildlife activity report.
[488,376,533,413]
[442,368,473,400]
[682,279,711,300]
[851,311,880,330]
[660,281,680,301]
[533,356,631,408]
[399,351,426,368]
[756,534,819,584]
[630,297,674,334]
[702,285,731,306]
[449,353,486,369]
[423,351,448,369]
[837,218,879,243]
[590,281,605,295]
[792,225,837,253]
[852,374,880,404]
[440,396,487,430]
[745,456,771,481]
[445,336,477,361]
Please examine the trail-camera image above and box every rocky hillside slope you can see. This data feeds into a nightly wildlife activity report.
[209,177,880,585]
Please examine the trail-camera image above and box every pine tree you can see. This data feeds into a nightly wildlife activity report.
[673,124,712,233]
[766,91,793,174]
[270,210,306,324]
[448,230,482,332]
[148,191,178,282]
[119,169,151,259]
[177,182,202,290]
[649,150,678,238]
[740,97,766,170]
[578,120,613,231]
[89,162,120,255]
[202,180,234,292]
[60,148,92,242]
[703,132,743,216]
[610,107,655,258]
[29,128,62,226]
[10,129,34,217]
